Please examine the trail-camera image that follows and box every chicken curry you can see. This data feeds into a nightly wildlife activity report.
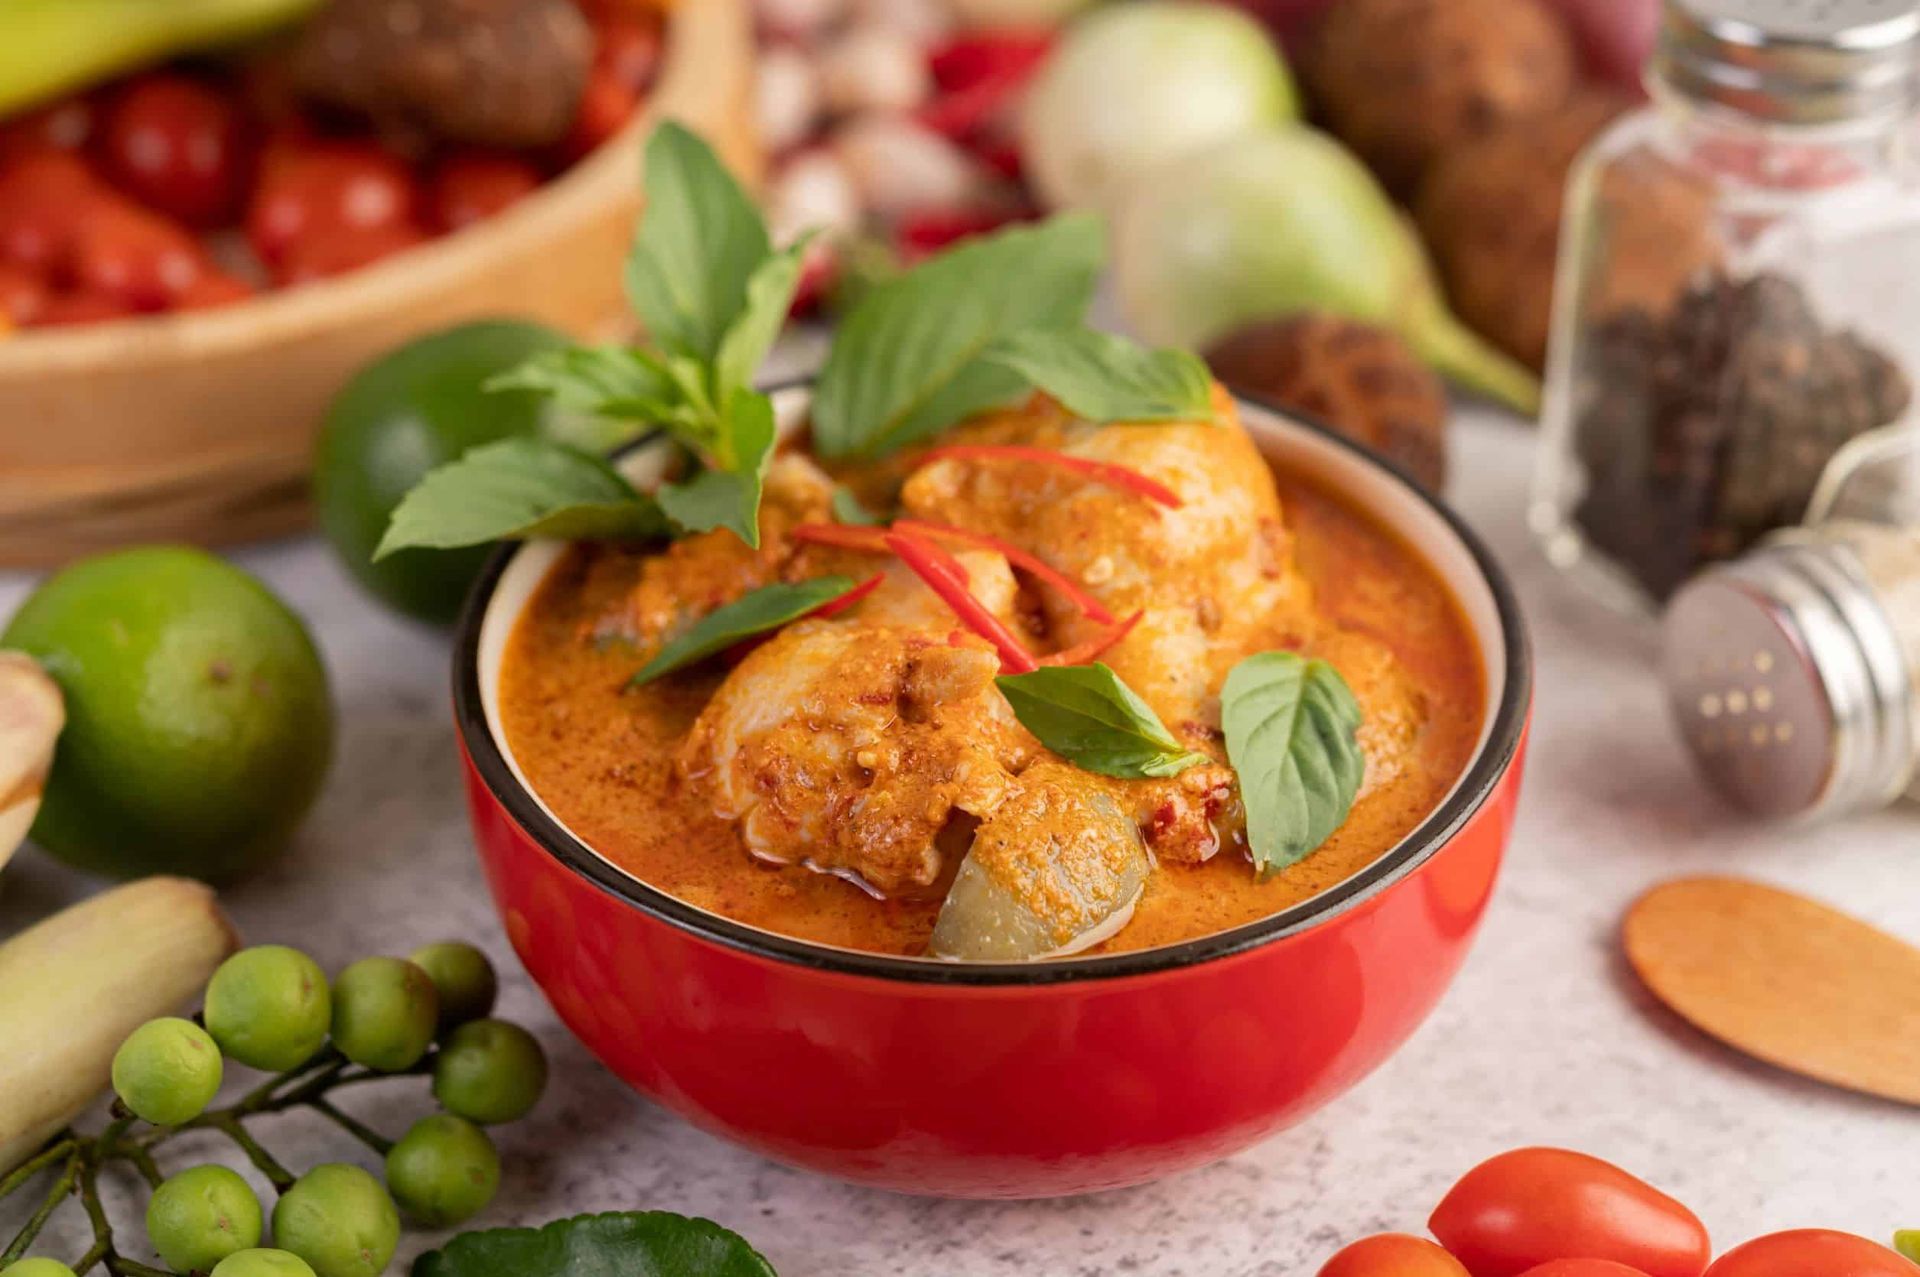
[495,389,1484,960]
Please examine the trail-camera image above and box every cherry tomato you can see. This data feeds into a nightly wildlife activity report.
[429,151,542,232]
[594,14,663,90]
[275,222,429,287]
[173,271,256,311]
[0,150,101,273]
[560,67,640,161]
[35,288,137,326]
[1319,1234,1471,1277]
[1703,1230,1920,1277]
[247,141,418,264]
[0,98,95,160]
[1521,1264,1655,1277]
[0,263,49,326]
[70,197,206,309]
[1429,1149,1711,1277]
[98,73,248,226]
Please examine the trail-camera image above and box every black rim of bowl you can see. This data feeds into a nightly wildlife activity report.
[451,383,1533,987]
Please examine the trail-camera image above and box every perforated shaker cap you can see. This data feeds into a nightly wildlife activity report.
[1656,0,1920,123]
[1662,539,1917,819]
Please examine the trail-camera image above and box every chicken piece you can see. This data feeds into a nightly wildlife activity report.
[930,761,1151,961]
[678,620,1035,896]
[598,454,839,645]
[851,549,1024,632]
[1308,625,1427,801]
[900,390,1311,734]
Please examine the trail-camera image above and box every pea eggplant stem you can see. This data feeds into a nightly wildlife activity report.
[309,1096,395,1156]
[211,1114,296,1193]
[0,1136,77,1200]
[2,1149,79,1262]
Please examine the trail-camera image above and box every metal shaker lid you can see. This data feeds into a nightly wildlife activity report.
[1656,0,1920,124]
[1662,539,1917,818]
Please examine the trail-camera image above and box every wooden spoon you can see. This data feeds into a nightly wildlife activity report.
[1624,876,1920,1105]
[0,652,63,875]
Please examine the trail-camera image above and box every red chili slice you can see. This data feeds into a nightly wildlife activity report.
[790,522,891,553]
[806,572,885,620]
[917,444,1183,508]
[892,518,1115,624]
[884,530,1037,674]
[1039,610,1144,667]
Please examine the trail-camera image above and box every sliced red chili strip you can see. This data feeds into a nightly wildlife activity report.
[892,518,1116,624]
[917,444,1183,508]
[1039,610,1145,667]
[805,572,886,620]
[790,522,891,553]
[884,530,1038,674]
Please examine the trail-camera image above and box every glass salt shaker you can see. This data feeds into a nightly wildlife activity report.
[1662,424,1920,818]
[1531,0,1920,615]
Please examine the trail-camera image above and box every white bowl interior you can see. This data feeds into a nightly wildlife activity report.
[476,388,1508,947]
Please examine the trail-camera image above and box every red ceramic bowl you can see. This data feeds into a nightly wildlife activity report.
[453,388,1532,1199]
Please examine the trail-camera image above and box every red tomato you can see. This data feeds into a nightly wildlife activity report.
[429,151,542,232]
[98,73,248,226]
[247,142,419,263]
[560,67,641,161]
[274,221,428,287]
[35,288,136,326]
[0,150,101,273]
[1703,1230,1920,1277]
[1429,1149,1711,1277]
[594,14,663,90]
[1521,1263,1655,1277]
[172,271,256,311]
[1319,1234,1472,1277]
[0,98,96,160]
[70,198,206,309]
[0,262,49,325]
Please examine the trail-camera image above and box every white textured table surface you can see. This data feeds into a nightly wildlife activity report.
[4,407,1917,1275]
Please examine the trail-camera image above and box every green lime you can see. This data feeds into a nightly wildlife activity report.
[384,1113,500,1226]
[330,957,438,1072]
[1,546,333,883]
[313,320,573,624]
[146,1165,263,1273]
[271,1164,400,1277]
[408,941,498,1032]
[211,1250,319,1277]
[3,1260,79,1277]
[112,1016,222,1126]
[432,1019,547,1125]
[204,946,332,1072]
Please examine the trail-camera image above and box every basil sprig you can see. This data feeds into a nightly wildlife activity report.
[996,663,1209,779]
[413,1210,775,1277]
[983,327,1213,424]
[1220,651,1365,873]
[376,438,666,559]
[630,577,857,686]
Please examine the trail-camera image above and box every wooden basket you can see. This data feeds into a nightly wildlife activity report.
[0,0,760,567]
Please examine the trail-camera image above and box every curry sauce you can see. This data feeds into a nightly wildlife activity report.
[497,467,1485,958]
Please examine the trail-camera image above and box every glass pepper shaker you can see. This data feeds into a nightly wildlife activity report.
[1531,0,1920,615]
[1662,424,1920,818]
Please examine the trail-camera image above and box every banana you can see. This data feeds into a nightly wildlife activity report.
[0,650,64,876]
[0,877,240,1172]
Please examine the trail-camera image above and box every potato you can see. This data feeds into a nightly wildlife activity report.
[1205,313,1449,492]
[1305,0,1577,196]
[1415,88,1631,371]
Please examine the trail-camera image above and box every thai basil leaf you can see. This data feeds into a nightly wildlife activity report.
[1220,651,1365,873]
[624,122,771,365]
[411,1211,776,1277]
[810,215,1105,460]
[984,327,1214,424]
[714,239,809,404]
[631,575,856,685]
[831,487,883,526]
[656,388,778,546]
[995,663,1209,779]
[485,347,681,421]
[375,438,667,559]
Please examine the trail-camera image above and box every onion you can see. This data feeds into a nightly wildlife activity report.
[1019,1,1297,213]
[817,24,932,116]
[833,114,981,219]
[755,44,821,154]
[766,148,862,246]
[1111,127,1540,413]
